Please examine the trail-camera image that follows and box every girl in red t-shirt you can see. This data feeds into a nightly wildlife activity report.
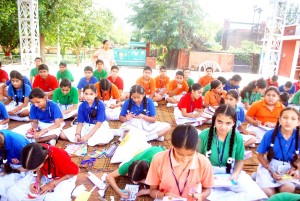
[6,143,79,200]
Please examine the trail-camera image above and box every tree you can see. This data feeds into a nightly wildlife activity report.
[38,0,114,64]
[0,1,19,56]
[128,0,207,68]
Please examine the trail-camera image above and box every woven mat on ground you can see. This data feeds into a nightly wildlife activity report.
[7,104,261,201]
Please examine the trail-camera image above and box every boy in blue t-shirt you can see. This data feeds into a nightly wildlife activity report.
[278,81,296,97]
[223,74,242,92]
[77,66,98,101]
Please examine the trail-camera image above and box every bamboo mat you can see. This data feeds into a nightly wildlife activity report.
[8,103,260,201]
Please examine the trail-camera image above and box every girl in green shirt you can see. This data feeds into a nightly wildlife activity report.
[240,78,267,110]
[198,104,267,201]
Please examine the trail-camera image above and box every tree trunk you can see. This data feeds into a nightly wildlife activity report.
[167,49,179,69]
[40,33,46,62]
[75,48,81,67]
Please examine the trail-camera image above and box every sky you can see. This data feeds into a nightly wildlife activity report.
[94,0,299,29]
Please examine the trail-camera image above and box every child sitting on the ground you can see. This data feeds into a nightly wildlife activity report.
[32,64,59,99]
[29,57,42,83]
[240,78,267,110]
[12,88,63,145]
[56,61,74,83]
[174,83,211,126]
[246,87,284,143]
[226,90,257,147]
[183,68,194,87]
[154,66,170,102]
[223,74,242,92]
[166,70,189,106]
[204,80,226,109]
[202,76,227,96]
[0,61,9,84]
[136,66,160,104]
[60,84,113,146]
[119,84,170,141]
[280,92,290,107]
[4,71,31,121]
[94,59,108,81]
[198,66,214,88]
[107,65,127,101]
[290,90,300,111]
[94,78,121,120]
[279,81,296,97]
[266,75,279,88]
[77,66,98,101]
[52,78,78,119]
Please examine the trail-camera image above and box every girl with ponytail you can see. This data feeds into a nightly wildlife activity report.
[6,143,78,200]
[119,84,170,141]
[4,70,31,121]
[256,107,300,197]
[198,104,267,200]
[94,78,122,120]
[240,78,267,110]
[107,146,165,198]
[0,130,29,200]
[60,84,113,146]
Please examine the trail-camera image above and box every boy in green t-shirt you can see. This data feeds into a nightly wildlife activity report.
[183,68,194,87]
[94,59,108,81]
[56,61,74,83]
[29,57,42,83]
[52,78,78,119]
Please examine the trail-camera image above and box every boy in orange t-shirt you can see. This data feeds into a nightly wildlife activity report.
[166,71,189,106]
[198,66,214,87]
[136,66,160,104]
[154,66,170,101]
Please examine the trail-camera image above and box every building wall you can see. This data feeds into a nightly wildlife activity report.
[278,40,295,78]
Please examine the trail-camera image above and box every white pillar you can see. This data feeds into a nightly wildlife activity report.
[259,0,287,78]
[17,0,40,69]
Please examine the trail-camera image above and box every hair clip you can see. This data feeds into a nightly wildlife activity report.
[270,143,274,147]
[32,171,37,177]
[2,159,7,164]
[227,157,234,164]
[205,150,212,158]
[296,150,299,155]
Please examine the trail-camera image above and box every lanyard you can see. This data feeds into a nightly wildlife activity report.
[215,134,228,167]
[190,99,196,113]
[168,149,190,196]
[278,137,294,165]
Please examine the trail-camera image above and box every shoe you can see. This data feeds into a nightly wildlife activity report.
[156,136,164,142]
[71,118,78,126]
[48,139,57,146]
[153,102,158,107]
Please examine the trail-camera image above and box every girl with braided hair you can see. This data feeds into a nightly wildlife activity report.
[94,78,121,120]
[198,104,267,201]
[6,143,78,200]
[60,84,113,146]
[0,130,29,200]
[4,70,31,121]
[256,107,300,197]
[119,84,170,141]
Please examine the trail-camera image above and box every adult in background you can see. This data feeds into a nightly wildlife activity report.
[92,40,116,73]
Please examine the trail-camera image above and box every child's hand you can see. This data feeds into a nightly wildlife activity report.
[11,158,20,164]
[264,122,276,128]
[8,110,16,116]
[136,189,150,196]
[79,134,91,143]
[136,114,145,120]
[192,112,201,118]
[75,134,81,143]
[252,120,262,127]
[62,110,69,115]
[119,189,130,199]
[109,104,117,109]
[188,192,203,201]
[40,181,58,194]
[34,130,44,139]
[126,112,134,121]
[247,131,257,137]
[270,171,282,180]
[287,168,298,177]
